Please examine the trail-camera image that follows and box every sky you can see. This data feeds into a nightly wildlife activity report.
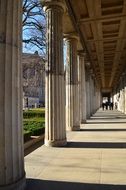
[22,0,67,64]
[22,0,46,55]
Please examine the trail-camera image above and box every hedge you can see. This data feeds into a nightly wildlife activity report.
[23,109,45,142]
[23,111,45,119]
[23,122,45,143]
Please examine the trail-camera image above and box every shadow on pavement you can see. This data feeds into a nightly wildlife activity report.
[86,121,126,124]
[67,141,126,148]
[26,178,126,190]
[80,128,126,132]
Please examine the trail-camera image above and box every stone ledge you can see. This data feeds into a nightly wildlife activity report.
[24,134,45,150]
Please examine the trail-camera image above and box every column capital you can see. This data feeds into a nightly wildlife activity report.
[64,33,79,42]
[85,61,91,68]
[77,50,85,57]
[41,0,65,12]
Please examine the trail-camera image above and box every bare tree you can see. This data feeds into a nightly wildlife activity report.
[22,0,46,56]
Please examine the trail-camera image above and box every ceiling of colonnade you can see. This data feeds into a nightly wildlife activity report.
[63,0,126,91]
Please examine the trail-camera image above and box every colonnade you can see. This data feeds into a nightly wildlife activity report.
[0,0,101,189]
[42,0,101,147]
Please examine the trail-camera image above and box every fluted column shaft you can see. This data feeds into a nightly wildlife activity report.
[122,76,125,113]
[93,81,97,112]
[91,77,96,113]
[89,75,94,115]
[86,69,91,118]
[78,53,86,123]
[119,77,124,112]
[66,37,80,131]
[0,0,25,189]
[42,0,66,146]
[77,55,81,124]
[95,86,101,110]
[124,75,126,114]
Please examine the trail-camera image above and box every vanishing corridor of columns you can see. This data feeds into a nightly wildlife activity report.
[3,0,126,189]
[42,0,101,137]
[43,1,101,135]
[85,68,100,119]
[0,0,25,190]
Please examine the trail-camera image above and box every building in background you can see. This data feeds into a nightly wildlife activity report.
[22,52,45,108]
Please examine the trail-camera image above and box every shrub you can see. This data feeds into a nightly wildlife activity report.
[31,127,45,136]
[23,109,45,142]
[23,111,45,119]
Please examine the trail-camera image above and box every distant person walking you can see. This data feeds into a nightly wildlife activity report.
[105,102,109,110]
[110,102,113,110]
[102,102,105,110]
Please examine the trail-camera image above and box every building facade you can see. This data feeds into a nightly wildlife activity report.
[22,52,45,108]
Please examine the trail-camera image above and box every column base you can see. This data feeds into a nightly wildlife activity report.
[67,125,80,131]
[72,125,80,131]
[0,174,25,190]
[86,115,90,119]
[45,139,67,147]
[81,119,86,124]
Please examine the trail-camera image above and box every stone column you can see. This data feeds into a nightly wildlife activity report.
[93,80,97,112]
[42,0,66,146]
[124,74,126,114]
[122,75,125,113]
[78,52,86,123]
[65,36,80,131]
[89,74,94,115]
[92,78,95,114]
[119,77,124,112]
[92,77,97,113]
[77,55,81,124]
[85,68,91,118]
[96,86,101,110]
[0,0,25,189]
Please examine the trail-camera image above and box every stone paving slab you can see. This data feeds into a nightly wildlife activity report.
[25,110,126,189]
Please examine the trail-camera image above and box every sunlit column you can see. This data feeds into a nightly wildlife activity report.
[65,36,80,131]
[42,0,67,146]
[78,51,86,123]
[0,0,25,189]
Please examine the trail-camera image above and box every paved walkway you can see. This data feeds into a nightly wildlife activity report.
[25,109,126,190]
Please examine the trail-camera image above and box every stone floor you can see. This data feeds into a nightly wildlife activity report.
[25,109,126,190]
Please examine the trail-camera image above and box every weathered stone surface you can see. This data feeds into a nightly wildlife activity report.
[0,0,25,189]
[78,53,86,123]
[42,0,67,146]
[65,37,80,131]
